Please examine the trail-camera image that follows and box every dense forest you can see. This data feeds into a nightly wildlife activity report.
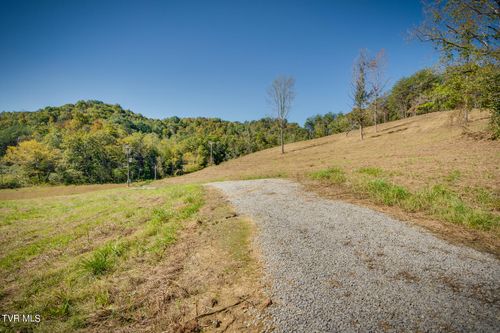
[0,101,309,187]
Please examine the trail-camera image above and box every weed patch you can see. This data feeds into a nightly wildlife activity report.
[81,242,126,276]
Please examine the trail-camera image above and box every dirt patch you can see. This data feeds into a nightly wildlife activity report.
[85,187,267,332]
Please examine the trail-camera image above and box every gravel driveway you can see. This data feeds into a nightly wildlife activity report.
[209,179,500,332]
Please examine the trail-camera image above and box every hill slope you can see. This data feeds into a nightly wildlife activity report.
[168,110,499,190]
[167,110,500,253]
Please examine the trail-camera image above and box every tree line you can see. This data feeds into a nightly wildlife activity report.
[0,100,308,188]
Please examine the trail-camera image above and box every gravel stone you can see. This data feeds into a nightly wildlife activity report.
[209,179,500,332]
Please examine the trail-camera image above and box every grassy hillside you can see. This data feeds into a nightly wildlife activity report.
[165,110,500,253]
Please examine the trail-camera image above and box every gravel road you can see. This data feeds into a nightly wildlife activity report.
[209,179,500,333]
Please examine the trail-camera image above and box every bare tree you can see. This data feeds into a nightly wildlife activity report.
[350,50,371,140]
[267,75,296,154]
[368,49,387,132]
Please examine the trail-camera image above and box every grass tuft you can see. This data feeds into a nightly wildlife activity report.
[364,179,410,206]
[445,170,462,182]
[357,167,384,177]
[310,167,346,184]
[81,245,118,276]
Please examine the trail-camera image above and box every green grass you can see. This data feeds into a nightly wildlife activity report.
[220,219,252,264]
[402,185,498,230]
[357,167,385,177]
[364,179,410,206]
[310,167,346,184]
[0,184,204,332]
[445,169,462,182]
[310,166,499,231]
[242,171,288,180]
[81,242,126,276]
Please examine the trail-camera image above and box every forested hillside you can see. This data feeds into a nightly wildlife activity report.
[0,101,308,187]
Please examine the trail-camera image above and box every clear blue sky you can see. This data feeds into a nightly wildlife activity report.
[0,0,438,125]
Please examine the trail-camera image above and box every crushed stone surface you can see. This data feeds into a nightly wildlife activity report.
[209,179,500,332]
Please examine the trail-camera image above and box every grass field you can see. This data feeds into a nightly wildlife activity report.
[0,184,203,331]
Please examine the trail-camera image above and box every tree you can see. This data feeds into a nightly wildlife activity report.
[351,50,371,140]
[267,76,296,154]
[3,140,59,183]
[386,68,443,119]
[413,0,500,124]
[414,0,499,64]
[368,49,387,132]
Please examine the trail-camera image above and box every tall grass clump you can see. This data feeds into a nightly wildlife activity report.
[404,185,499,230]
[364,179,410,206]
[309,167,346,184]
[81,242,126,276]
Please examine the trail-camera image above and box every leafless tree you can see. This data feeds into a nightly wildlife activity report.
[267,75,296,154]
[368,49,387,132]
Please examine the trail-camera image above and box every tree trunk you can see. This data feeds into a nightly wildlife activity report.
[374,104,378,133]
[280,124,285,154]
[359,124,364,140]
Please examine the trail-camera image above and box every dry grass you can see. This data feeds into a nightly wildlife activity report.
[86,187,267,333]
[0,183,123,201]
[163,110,499,191]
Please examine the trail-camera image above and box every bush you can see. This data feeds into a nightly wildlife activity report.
[0,173,24,189]
[48,172,63,185]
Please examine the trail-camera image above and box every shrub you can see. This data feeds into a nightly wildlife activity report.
[0,174,23,189]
